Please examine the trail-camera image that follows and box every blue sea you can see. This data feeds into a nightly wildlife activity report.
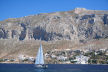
[0,64,108,72]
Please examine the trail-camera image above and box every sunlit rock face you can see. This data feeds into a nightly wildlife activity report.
[0,8,108,42]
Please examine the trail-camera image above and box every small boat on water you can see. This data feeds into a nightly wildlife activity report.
[35,41,48,69]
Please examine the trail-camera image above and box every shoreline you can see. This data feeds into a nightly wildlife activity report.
[0,63,108,65]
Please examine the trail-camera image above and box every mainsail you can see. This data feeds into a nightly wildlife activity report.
[35,43,44,64]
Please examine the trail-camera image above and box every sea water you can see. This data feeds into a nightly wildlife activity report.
[0,64,108,72]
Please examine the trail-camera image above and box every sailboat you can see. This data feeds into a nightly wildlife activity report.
[35,42,48,68]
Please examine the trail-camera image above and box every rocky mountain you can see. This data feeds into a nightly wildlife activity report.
[0,8,108,58]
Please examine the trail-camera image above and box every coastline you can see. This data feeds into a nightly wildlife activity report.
[0,63,108,65]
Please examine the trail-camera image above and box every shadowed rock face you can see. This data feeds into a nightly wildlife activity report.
[0,8,108,42]
[33,26,50,41]
[103,14,108,25]
[0,28,8,39]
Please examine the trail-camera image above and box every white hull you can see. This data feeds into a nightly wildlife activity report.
[35,64,48,69]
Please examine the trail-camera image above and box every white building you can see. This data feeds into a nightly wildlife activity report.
[28,57,35,61]
[105,50,108,55]
[18,55,26,60]
[45,53,50,58]
[75,55,89,64]
[51,54,56,59]
[57,56,68,61]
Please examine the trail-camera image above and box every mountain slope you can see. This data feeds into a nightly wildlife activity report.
[0,8,108,58]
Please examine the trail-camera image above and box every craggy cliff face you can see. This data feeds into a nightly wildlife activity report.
[0,8,108,58]
[0,8,108,42]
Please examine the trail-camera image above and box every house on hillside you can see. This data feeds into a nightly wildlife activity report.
[75,55,89,64]
[57,56,68,61]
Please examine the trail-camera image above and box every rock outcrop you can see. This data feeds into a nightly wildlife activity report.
[0,8,108,42]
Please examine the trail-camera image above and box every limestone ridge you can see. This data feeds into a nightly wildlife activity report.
[0,8,108,42]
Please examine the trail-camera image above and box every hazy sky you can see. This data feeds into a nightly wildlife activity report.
[0,0,108,21]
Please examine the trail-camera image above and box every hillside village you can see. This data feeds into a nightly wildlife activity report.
[0,48,108,64]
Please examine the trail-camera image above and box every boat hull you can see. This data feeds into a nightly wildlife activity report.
[35,64,48,69]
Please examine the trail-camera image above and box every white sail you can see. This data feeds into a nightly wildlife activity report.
[35,43,44,64]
